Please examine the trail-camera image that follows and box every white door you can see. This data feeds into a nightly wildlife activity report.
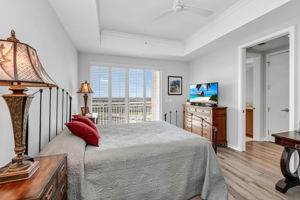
[267,50,289,141]
[253,56,262,141]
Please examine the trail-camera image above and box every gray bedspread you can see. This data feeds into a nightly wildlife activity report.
[40,121,227,200]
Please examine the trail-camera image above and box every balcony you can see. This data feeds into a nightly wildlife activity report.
[92,101,153,125]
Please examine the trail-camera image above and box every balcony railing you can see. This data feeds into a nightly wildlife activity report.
[92,102,152,125]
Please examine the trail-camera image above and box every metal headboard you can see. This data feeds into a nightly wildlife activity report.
[25,87,72,154]
[164,111,218,154]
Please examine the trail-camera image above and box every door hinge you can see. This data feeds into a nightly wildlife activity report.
[268,107,270,112]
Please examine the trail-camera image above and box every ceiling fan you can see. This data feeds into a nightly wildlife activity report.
[153,0,213,21]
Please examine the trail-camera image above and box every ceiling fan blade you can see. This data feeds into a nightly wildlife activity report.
[153,9,174,21]
[184,6,213,16]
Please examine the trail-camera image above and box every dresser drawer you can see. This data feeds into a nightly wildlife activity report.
[55,177,67,200]
[42,177,57,200]
[42,158,67,200]
[57,161,67,184]
[195,108,211,115]
[202,129,212,140]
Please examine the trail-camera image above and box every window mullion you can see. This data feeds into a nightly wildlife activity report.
[125,69,129,123]
[143,70,146,121]
[108,67,112,123]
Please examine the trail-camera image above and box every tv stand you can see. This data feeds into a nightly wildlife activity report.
[183,104,227,147]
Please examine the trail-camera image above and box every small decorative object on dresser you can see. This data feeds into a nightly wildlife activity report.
[77,80,94,116]
[0,30,56,184]
[0,154,67,200]
[168,76,182,95]
[183,104,227,147]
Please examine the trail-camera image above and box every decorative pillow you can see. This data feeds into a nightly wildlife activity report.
[65,121,99,147]
[73,115,98,135]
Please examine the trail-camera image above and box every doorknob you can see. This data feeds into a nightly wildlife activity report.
[280,108,289,112]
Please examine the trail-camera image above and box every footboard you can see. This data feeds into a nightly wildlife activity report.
[164,111,218,154]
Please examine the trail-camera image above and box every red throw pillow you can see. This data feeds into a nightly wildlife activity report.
[65,121,99,147]
[73,115,98,135]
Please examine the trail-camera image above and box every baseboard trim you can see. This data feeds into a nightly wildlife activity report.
[227,144,242,151]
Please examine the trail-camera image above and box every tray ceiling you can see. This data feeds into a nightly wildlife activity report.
[98,0,240,40]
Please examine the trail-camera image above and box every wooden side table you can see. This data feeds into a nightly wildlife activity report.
[0,154,67,200]
[272,131,300,193]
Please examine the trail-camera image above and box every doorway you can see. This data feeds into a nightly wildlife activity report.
[238,26,296,151]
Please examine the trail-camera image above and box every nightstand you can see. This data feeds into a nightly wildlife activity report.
[0,154,67,200]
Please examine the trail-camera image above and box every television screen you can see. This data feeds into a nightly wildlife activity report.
[190,82,218,105]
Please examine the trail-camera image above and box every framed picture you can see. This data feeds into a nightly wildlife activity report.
[168,76,182,95]
[81,107,90,116]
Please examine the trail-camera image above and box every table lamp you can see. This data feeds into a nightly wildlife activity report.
[0,30,56,183]
[77,80,93,116]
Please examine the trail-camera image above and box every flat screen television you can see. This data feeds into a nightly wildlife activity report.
[190,82,218,105]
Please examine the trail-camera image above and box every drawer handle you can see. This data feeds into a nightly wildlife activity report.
[60,182,66,194]
[58,164,65,179]
[44,184,54,200]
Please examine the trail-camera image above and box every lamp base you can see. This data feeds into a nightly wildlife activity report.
[0,160,39,184]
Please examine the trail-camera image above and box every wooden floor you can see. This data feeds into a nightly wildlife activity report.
[218,141,300,200]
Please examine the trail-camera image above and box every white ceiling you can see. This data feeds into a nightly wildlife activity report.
[98,0,240,40]
[48,0,292,61]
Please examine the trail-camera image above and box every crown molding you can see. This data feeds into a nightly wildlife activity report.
[100,30,185,57]
[184,0,291,55]
[48,0,292,60]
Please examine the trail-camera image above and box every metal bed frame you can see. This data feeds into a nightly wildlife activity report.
[25,87,72,154]
[164,111,218,154]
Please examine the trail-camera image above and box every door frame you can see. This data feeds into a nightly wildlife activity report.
[237,26,296,151]
[265,49,289,141]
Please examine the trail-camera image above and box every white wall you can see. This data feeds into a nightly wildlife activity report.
[188,0,300,149]
[0,0,78,166]
[78,53,189,127]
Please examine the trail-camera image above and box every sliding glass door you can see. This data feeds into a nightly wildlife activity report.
[91,66,160,125]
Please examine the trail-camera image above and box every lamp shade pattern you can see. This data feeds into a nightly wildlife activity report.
[77,80,93,94]
[0,31,56,87]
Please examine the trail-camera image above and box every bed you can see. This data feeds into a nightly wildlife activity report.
[40,121,227,200]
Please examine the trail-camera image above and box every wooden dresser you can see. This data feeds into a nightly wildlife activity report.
[183,104,227,147]
[0,154,67,200]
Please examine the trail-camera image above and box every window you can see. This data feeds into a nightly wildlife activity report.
[91,66,160,124]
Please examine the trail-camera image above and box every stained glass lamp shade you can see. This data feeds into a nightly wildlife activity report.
[0,30,56,184]
[0,31,55,87]
[77,81,93,115]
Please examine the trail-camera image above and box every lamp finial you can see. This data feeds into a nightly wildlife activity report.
[7,29,19,42]
[11,30,15,37]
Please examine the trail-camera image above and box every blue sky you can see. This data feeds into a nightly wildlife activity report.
[91,67,152,98]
